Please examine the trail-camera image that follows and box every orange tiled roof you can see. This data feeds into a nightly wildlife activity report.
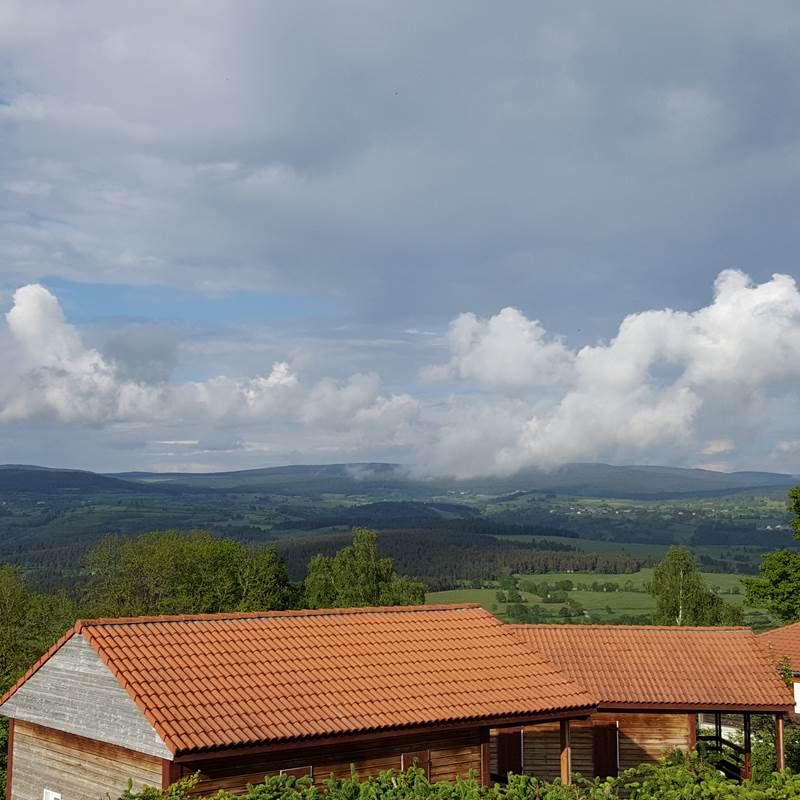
[1,605,594,755]
[514,624,793,712]
[760,622,800,673]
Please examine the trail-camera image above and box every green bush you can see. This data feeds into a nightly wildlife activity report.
[118,755,800,800]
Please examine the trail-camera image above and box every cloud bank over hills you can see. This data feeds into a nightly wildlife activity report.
[2,270,799,476]
[2,3,800,474]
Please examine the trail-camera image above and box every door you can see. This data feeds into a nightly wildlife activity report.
[593,722,619,779]
[496,727,523,779]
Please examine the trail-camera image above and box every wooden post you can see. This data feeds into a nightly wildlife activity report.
[162,760,182,789]
[560,718,571,785]
[776,714,785,772]
[479,727,491,786]
[6,719,14,800]
[714,712,722,751]
[687,713,697,752]
[742,713,752,780]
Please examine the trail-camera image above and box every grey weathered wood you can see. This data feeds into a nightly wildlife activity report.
[0,634,171,759]
[11,721,162,800]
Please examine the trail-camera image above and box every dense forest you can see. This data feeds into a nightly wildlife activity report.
[1,462,795,594]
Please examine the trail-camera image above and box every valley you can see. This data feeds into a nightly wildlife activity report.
[0,462,795,627]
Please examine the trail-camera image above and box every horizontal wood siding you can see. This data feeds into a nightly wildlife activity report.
[185,729,482,794]
[521,721,593,781]
[10,721,162,800]
[521,713,691,780]
[616,713,690,772]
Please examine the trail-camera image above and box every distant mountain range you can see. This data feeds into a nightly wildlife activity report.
[1,461,797,500]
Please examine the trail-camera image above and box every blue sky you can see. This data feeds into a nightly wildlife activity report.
[1,2,799,475]
[41,277,330,325]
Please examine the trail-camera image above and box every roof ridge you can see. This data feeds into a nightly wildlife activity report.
[759,621,800,636]
[512,624,751,632]
[75,603,481,629]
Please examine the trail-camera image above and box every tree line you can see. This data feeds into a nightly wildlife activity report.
[276,529,646,590]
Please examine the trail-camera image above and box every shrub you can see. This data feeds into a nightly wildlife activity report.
[118,757,800,800]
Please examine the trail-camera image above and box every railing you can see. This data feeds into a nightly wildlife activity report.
[697,733,746,780]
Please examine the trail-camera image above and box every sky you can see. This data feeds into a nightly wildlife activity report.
[1,1,800,476]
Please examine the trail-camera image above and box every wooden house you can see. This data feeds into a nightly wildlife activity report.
[759,622,800,715]
[503,625,794,782]
[0,604,594,800]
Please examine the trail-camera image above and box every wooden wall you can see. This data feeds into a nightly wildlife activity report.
[521,721,593,781]
[180,728,483,795]
[10,721,162,800]
[514,712,691,781]
[616,712,690,772]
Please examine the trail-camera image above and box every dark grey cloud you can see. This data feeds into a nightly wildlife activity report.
[1,2,799,472]
[2,3,799,327]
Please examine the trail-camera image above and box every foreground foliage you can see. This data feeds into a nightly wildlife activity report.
[121,756,800,800]
[746,487,800,622]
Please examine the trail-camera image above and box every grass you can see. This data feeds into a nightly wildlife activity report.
[425,568,771,626]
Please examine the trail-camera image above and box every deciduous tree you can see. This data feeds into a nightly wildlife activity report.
[649,546,743,625]
[83,531,296,617]
[304,528,426,608]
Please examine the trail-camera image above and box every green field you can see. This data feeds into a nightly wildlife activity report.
[426,569,778,629]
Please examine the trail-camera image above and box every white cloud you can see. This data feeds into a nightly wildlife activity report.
[1,271,800,475]
[417,270,800,475]
[422,307,575,390]
[0,285,411,443]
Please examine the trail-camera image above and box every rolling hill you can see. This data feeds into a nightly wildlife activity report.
[108,461,798,500]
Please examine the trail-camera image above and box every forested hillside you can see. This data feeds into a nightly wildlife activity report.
[0,462,796,594]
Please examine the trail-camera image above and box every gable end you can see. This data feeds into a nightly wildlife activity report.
[0,634,171,760]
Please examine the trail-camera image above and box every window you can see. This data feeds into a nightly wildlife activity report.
[401,749,431,778]
[279,766,313,779]
[43,791,61,800]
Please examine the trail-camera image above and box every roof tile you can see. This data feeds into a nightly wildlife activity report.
[759,622,800,673]
[514,624,792,712]
[3,604,594,755]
